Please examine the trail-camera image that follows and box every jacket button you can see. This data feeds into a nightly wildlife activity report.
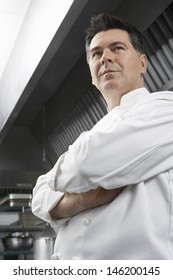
[51,254,59,260]
[82,218,90,226]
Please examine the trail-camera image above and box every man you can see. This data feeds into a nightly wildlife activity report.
[32,14,173,259]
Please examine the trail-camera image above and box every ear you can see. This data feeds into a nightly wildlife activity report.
[140,54,148,75]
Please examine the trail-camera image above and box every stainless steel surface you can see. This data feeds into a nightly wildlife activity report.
[33,223,56,260]
[0,193,32,207]
[8,194,32,200]
[2,232,33,251]
[33,237,55,260]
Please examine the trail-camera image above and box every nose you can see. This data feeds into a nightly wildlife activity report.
[100,49,113,64]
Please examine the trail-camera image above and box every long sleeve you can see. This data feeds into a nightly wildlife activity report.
[47,90,173,193]
[32,170,69,228]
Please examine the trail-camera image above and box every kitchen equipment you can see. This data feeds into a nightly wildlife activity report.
[33,223,55,260]
[2,232,33,251]
[33,236,55,260]
[0,193,32,208]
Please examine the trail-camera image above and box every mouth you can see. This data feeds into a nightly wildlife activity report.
[100,69,119,77]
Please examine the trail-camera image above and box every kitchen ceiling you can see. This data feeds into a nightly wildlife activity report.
[0,0,74,80]
[0,0,32,79]
[0,0,74,142]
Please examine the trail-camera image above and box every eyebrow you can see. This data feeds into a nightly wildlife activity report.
[89,41,128,54]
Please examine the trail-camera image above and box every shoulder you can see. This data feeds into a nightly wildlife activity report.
[148,90,173,101]
[127,90,173,119]
[135,90,173,108]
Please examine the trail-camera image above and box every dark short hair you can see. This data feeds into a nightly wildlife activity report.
[85,13,146,59]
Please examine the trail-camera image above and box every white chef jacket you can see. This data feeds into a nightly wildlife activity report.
[32,87,173,260]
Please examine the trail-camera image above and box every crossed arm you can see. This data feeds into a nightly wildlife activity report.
[50,186,125,220]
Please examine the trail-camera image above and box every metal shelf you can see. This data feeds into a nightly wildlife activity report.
[0,249,33,260]
[0,250,33,255]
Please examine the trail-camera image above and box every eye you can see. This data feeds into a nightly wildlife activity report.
[112,45,125,52]
[91,51,102,59]
[92,52,100,58]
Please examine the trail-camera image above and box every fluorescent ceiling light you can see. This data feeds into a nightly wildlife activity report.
[0,0,74,134]
[0,0,74,80]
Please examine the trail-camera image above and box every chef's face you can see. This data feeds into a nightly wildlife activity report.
[88,29,147,107]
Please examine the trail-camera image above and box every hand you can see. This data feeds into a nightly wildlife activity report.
[50,186,125,220]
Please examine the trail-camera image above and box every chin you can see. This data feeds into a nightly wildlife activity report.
[101,83,120,94]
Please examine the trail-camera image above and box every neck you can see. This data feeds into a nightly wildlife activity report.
[103,82,145,111]
[103,91,123,111]
[107,98,121,111]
